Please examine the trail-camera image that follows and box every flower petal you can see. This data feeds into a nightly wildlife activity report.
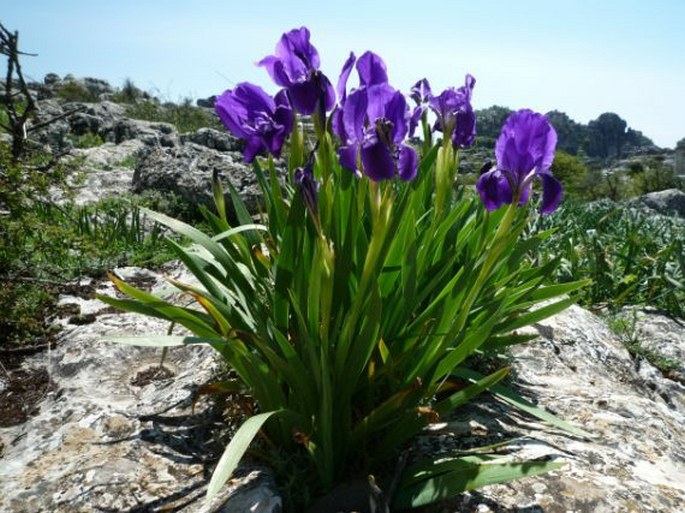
[337,52,356,101]
[342,88,368,143]
[356,51,388,87]
[539,172,564,214]
[385,91,409,143]
[361,138,395,181]
[338,144,360,176]
[397,144,418,181]
[476,169,511,211]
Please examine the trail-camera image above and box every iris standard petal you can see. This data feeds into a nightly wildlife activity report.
[410,78,432,104]
[257,56,292,87]
[365,83,396,121]
[452,105,476,148]
[385,91,409,143]
[356,51,389,87]
[539,173,564,214]
[342,88,368,143]
[361,138,395,182]
[397,144,418,181]
[337,52,356,101]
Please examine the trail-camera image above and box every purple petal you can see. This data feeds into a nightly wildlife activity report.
[361,138,395,181]
[384,91,409,143]
[356,51,388,87]
[410,78,432,104]
[337,52,356,101]
[476,169,511,211]
[338,144,360,175]
[452,105,476,148]
[257,56,292,88]
[539,172,564,214]
[342,88,368,143]
[397,144,418,181]
[365,83,396,122]
[409,105,424,138]
[244,138,266,163]
[273,90,294,131]
[215,89,249,139]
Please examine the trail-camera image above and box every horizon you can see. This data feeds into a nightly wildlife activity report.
[4,0,684,148]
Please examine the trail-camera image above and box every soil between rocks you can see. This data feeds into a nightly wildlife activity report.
[0,358,56,428]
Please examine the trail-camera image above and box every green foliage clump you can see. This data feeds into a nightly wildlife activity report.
[533,201,685,318]
[0,142,188,347]
[124,98,222,133]
[550,150,589,199]
[68,132,105,149]
[111,78,143,104]
[57,80,99,102]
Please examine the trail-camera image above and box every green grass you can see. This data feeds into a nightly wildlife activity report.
[0,191,198,347]
[531,200,685,318]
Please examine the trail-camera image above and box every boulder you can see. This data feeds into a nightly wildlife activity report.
[132,142,269,218]
[633,188,685,218]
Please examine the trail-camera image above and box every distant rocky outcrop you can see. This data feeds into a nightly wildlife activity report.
[630,188,685,218]
[1,263,684,512]
[24,74,266,213]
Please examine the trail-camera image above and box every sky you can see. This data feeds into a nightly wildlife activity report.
[4,0,685,148]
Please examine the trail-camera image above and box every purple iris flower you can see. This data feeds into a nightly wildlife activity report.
[476,109,563,215]
[258,27,335,116]
[409,78,432,137]
[336,85,417,182]
[332,50,417,181]
[429,74,476,148]
[215,82,293,163]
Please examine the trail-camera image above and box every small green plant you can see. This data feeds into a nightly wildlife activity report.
[606,312,683,383]
[69,132,105,149]
[111,78,142,104]
[57,80,99,102]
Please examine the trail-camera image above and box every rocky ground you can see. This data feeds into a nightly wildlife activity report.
[1,75,685,512]
[1,262,684,512]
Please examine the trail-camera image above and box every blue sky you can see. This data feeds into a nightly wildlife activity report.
[5,0,685,148]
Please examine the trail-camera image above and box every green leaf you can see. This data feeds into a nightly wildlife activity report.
[453,368,592,438]
[206,411,280,500]
[394,455,565,509]
[102,335,225,347]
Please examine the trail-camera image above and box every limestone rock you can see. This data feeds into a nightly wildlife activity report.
[424,305,685,512]
[132,142,266,218]
[633,188,685,218]
[0,264,281,513]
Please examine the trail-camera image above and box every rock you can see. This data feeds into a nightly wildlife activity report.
[0,263,281,513]
[66,101,126,137]
[132,142,268,218]
[421,304,685,512]
[633,188,685,218]
[181,127,243,152]
[111,118,179,147]
[52,139,144,205]
[197,96,217,109]
[625,307,685,385]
